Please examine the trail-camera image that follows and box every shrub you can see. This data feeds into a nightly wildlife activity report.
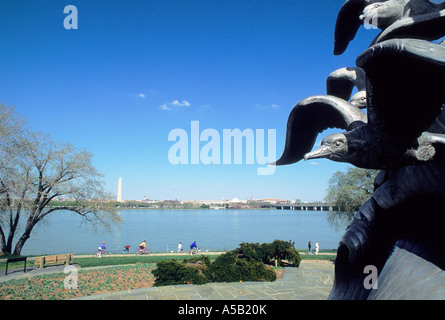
[152,256,210,286]
[152,260,185,286]
[233,242,266,262]
[207,252,276,283]
[269,239,301,267]
[233,240,301,267]
[152,240,300,287]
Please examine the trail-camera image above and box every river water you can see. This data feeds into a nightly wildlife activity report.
[19,209,347,255]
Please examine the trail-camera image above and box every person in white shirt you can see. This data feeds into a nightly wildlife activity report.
[315,241,319,255]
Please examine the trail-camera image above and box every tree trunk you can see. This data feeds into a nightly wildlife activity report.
[12,216,36,255]
[0,227,11,254]
[6,228,17,254]
[2,242,12,255]
[13,230,32,255]
[13,236,28,255]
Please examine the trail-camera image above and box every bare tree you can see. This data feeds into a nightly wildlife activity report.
[0,105,120,255]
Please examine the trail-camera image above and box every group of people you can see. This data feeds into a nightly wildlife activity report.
[97,240,199,256]
[99,240,320,256]
[307,241,320,255]
[178,241,199,255]
[287,239,320,255]
[122,240,148,254]
[96,240,148,257]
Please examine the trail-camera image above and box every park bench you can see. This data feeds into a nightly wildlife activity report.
[35,253,74,268]
[5,257,27,275]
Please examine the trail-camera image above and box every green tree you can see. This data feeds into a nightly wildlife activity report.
[233,240,301,267]
[325,167,379,227]
[0,105,121,255]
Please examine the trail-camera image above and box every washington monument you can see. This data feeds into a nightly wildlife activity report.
[117,177,122,202]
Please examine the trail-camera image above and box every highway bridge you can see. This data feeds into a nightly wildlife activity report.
[273,203,338,211]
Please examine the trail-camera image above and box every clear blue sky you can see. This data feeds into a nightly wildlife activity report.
[0,0,380,201]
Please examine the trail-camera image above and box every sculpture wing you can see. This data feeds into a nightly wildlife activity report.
[274,95,367,165]
[357,39,445,147]
[334,0,382,55]
[371,9,445,46]
[326,67,367,101]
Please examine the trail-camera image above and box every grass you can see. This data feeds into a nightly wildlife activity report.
[71,251,336,267]
[0,253,224,270]
[72,254,223,268]
[1,249,337,269]
[299,249,337,261]
[299,249,337,254]
[300,254,336,261]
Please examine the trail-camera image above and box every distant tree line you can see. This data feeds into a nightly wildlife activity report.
[105,200,273,210]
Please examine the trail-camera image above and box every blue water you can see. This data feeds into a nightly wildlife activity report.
[20,209,346,255]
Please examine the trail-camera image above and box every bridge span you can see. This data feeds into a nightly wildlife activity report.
[273,203,338,211]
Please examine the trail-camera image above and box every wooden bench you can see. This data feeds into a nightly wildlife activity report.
[5,257,27,275]
[35,253,74,268]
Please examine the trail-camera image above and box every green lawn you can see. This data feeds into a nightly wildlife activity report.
[71,251,336,268]
[72,254,223,268]
[1,249,336,270]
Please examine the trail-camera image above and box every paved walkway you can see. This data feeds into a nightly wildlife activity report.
[75,260,334,300]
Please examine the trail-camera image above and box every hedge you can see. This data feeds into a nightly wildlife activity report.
[152,240,300,286]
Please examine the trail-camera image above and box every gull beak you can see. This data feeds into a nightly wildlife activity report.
[304,145,332,161]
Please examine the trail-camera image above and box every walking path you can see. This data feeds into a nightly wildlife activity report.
[74,260,334,300]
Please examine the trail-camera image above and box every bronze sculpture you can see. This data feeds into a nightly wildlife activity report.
[334,0,445,55]
[276,0,445,299]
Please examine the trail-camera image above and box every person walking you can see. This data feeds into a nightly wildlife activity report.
[315,241,319,255]
[308,241,312,254]
[178,242,183,252]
